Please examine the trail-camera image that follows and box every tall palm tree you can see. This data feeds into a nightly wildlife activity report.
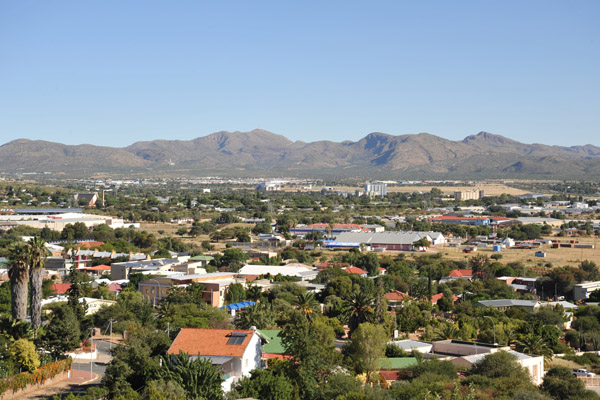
[294,292,318,317]
[7,241,30,321]
[344,291,375,334]
[28,236,49,332]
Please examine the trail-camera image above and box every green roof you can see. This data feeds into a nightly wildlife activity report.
[379,357,418,370]
[189,255,214,261]
[258,329,286,354]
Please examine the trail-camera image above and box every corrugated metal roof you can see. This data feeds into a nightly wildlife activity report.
[335,231,435,245]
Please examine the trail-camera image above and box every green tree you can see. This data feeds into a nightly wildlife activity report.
[470,351,528,379]
[413,237,431,249]
[10,338,40,372]
[66,266,91,339]
[104,328,171,396]
[280,310,339,399]
[542,366,598,400]
[40,304,81,358]
[225,283,246,304]
[231,361,294,400]
[346,322,387,383]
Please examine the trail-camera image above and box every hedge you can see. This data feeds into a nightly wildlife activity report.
[0,357,72,395]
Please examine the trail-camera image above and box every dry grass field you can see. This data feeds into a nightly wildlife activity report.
[428,236,600,269]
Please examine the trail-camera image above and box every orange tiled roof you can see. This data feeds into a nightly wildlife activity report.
[344,266,368,275]
[51,283,72,294]
[449,269,473,278]
[77,241,105,249]
[430,293,459,304]
[168,328,254,357]
[84,265,111,271]
[384,290,409,301]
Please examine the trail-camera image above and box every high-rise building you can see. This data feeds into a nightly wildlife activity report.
[365,183,387,196]
[454,190,485,201]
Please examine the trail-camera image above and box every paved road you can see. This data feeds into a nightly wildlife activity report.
[71,339,113,380]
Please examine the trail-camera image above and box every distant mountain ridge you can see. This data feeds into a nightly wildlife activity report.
[1,130,599,178]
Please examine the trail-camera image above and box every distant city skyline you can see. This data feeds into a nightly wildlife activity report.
[0,1,598,147]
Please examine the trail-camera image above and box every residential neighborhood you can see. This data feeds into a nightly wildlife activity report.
[0,178,600,399]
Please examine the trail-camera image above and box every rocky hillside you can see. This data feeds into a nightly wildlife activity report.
[1,130,598,178]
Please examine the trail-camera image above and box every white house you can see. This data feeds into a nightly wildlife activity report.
[168,328,263,392]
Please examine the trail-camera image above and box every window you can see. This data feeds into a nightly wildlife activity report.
[227,332,247,345]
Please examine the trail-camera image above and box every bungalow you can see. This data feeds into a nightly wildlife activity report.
[343,266,368,277]
[168,328,263,392]
[496,277,538,295]
[430,293,459,305]
[477,299,539,312]
[384,290,410,308]
[451,350,544,386]
[440,269,473,283]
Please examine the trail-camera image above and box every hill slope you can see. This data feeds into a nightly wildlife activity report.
[1,130,598,178]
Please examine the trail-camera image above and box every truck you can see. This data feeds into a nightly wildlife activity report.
[573,368,596,377]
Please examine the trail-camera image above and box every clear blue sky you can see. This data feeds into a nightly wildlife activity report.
[1,1,598,147]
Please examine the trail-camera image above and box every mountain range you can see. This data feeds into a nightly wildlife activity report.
[1,130,599,179]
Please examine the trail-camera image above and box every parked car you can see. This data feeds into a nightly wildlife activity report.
[573,368,596,377]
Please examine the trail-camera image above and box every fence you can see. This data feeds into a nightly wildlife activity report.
[579,376,600,387]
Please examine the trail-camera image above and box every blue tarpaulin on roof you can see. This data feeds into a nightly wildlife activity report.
[220,301,256,311]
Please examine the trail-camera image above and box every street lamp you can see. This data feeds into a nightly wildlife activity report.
[484,316,497,345]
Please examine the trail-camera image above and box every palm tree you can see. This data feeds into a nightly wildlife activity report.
[515,333,554,364]
[294,292,318,317]
[27,236,49,332]
[344,291,375,334]
[7,242,30,321]
[434,323,460,341]
[159,351,224,399]
[246,284,263,302]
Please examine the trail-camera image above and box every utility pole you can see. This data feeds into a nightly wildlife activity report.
[90,328,94,379]
[108,319,117,351]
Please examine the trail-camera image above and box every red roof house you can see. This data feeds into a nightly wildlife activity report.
[449,269,473,278]
[343,266,368,276]
[384,290,410,302]
[167,328,264,391]
[51,283,72,294]
[430,293,459,305]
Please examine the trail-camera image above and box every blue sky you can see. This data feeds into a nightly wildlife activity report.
[1,1,598,147]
